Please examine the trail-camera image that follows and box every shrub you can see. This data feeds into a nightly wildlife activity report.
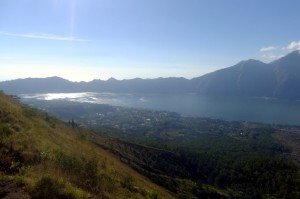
[101,174,116,193]
[0,123,11,137]
[79,158,101,192]
[138,187,148,196]
[54,151,102,192]
[23,107,38,117]
[121,174,135,191]
[30,175,76,199]
[40,148,51,161]
[149,190,159,199]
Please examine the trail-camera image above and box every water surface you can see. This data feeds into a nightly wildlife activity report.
[20,92,300,125]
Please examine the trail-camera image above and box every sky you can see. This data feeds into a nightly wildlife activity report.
[1,0,300,82]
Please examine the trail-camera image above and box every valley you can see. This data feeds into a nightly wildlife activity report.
[12,96,300,198]
[1,1,300,198]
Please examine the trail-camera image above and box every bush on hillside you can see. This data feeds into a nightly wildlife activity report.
[30,175,76,199]
[121,174,136,191]
[23,107,38,117]
[149,190,159,199]
[0,123,11,138]
[54,150,102,192]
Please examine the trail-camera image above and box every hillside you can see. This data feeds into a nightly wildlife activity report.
[0,92,174,199]
[1,51,300,99]
[271,50,300,98]
[192,59,276,96]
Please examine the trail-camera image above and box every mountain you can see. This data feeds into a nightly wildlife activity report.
[271,50,300,98]
[0,92,174,198]
[0,77,194,94]
[0,76,78,94]
[192,50,300,99]
[192,59,276,97]
[1,50,300,99]
[84,77,194,93]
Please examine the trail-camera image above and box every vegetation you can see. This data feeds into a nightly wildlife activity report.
[30,175,78,199]
[53,150,102,192]
[0,123,11,138]
[93,135,299,198]
[0,92,174,198]
[149,190,159,199]
[13,97,300,198]
[1,92,299,198]
[64,103,298,198]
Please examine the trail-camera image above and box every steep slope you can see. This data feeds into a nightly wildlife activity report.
[192,59,276,96]
[0,92,174,198]
[271,50,300,99]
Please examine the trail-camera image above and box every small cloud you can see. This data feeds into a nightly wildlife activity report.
[262,53,283,60]
[260,46,277,52]
[259,40,300,61]
[0,31,89,42]
[284,41,300,51]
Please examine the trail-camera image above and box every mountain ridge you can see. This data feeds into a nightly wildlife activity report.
[1,50,300,99]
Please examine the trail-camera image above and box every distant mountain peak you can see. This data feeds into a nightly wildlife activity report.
[107,77,117,81]
[283,50,300,58]
[286,50,300,56]
[229,59,267,71]
[46,76,67,80]
[241,59,264,64]
[271,50,300,65]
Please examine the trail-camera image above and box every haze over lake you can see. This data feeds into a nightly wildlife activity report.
[20,92,300,126]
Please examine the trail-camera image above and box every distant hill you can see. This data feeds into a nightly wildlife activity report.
[0,76,194,94]
[1,50,300,99]
[0,76,78,94]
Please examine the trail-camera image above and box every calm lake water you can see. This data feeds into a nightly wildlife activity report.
[20,92,300,125]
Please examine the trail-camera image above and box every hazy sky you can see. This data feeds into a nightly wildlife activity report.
[1,0,300,81]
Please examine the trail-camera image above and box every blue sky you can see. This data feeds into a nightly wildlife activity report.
[1,0,300,81]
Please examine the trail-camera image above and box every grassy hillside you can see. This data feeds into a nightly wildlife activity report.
[0,92,174,199]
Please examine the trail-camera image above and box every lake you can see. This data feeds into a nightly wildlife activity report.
[19,92,300,125]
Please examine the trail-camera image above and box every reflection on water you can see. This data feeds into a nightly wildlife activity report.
[22,93,94,100]
[20,92,300,125]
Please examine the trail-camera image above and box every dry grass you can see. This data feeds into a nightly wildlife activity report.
[0,93,174,199]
